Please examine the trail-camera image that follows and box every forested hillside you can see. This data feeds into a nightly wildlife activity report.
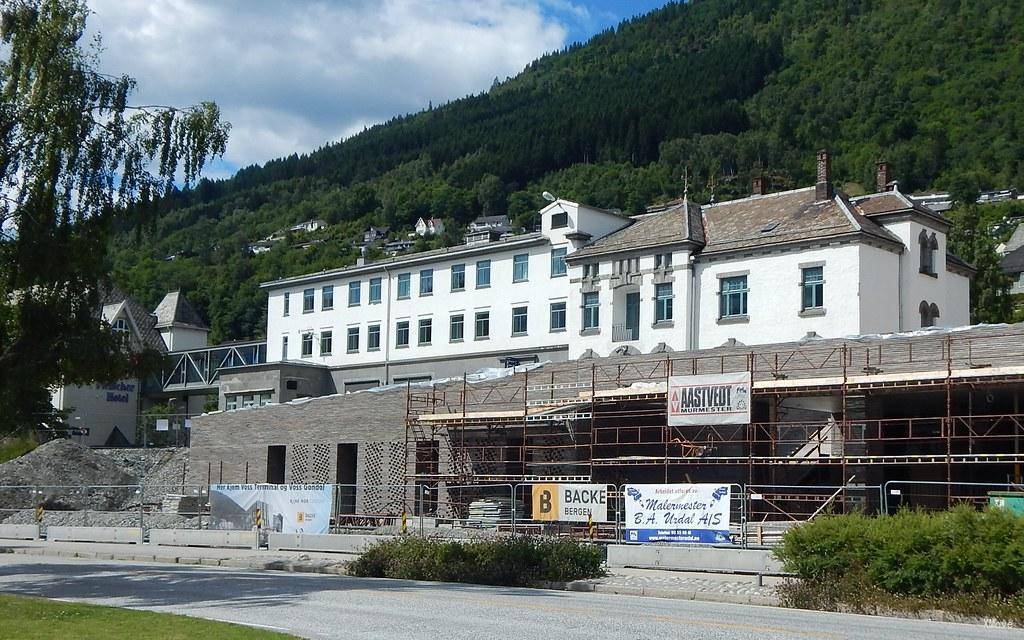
[111,0,1024,342]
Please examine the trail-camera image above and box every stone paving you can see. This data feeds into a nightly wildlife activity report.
[566,567,780,605]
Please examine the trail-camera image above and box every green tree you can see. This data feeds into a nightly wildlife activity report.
[0,0,229,434]
[947,201,1014,324]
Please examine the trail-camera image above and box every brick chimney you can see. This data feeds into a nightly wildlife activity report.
[875,161,890,192]
[752,175,766,196]
[815,149,832,201]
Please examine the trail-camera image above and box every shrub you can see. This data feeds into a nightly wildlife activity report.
[776,506,1024,598]
[348,536,605,586]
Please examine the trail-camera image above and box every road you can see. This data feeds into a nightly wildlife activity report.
[0,556,1019,639]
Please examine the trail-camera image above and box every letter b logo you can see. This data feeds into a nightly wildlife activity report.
[539,489,552,513]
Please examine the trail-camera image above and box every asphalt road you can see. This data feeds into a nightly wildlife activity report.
[0,556,1020,640]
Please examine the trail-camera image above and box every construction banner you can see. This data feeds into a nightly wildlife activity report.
[209,484,333,534]
[532,483,609,523]
[667,372,751,426]
[623,483,732,544]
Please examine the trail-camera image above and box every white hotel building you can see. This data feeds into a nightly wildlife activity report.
[229,153,973,408]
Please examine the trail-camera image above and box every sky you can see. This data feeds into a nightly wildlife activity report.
[85,0,672,180]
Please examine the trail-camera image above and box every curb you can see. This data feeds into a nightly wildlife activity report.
[536,579,778,606]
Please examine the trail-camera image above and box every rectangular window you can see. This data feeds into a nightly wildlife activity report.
[719,275,749,318]
[551,211,568,229]
[367,324,381,351]
[302,288,314,313]
[301,332,313,357]
[397,273,411,299]
[226,396,238,411]
[655,253,673,269]
[281,335,289,359]
[550,302,566,331]
[512,306,528,335]
[550,247,567,277]
[347,327,359,353]
[583,263,599,279]
[320,330,333,355]
[655,282,673,322]
[450,314,464,342]
[476,260,491,288]
[419,269,433,296]
[348,281,360,306]
[513,254,529,282]
[321,285,334,310]
[474,311,490,340]
[418,318,432,345]
[582,292,600,330]
[801,266,824,310]
[451,264,466,291]
[396,321,409,347]
[369,277,382,303]
[283,292,290,316]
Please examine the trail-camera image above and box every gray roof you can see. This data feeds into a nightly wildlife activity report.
[1001,245,1024,275]
[569,197,702,260]
[153,291,208,330]
[851,188,950,227]
[571,186,902,261]
[99,287,167,354]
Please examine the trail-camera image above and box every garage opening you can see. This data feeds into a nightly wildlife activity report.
[336,443,357,514]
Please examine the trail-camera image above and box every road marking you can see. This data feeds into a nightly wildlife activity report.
[209,617,292,632]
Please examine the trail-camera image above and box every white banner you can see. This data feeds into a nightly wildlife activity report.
[155,418,169,432]
[209,483,333,534]
[624,483,732,544]
[667,372,751,425]
[531,484,608,522]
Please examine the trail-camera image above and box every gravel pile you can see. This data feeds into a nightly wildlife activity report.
[95,447,191,491]
[0,439,138,514]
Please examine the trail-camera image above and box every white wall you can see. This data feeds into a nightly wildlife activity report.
[160,326,209,352]
[53,380,140,446]
[857,244,901,334]
[694,244,864,349]
[882,219,957,328]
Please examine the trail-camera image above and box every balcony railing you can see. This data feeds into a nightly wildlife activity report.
[612,324,638,342]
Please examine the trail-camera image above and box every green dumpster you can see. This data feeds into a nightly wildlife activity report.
[988,492,1024,516]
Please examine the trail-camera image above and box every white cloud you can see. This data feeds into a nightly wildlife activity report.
[85,0,570,171]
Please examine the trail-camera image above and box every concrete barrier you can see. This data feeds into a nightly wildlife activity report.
[149,528,258,550]
[267,533,391,553]
[0,524,40,540]
[46,526,142,545]
[607,544,784,574]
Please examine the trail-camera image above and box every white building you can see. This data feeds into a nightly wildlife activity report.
[249,152,972,402]
[414,217,445,237]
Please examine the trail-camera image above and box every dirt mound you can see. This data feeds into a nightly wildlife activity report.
[0,439,138,513]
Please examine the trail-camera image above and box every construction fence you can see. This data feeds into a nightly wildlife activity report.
[2,479,1022,546]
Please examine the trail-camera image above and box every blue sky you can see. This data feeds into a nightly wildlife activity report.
[86,1,673,178]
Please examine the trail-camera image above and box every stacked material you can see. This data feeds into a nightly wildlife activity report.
[466,498,526,529]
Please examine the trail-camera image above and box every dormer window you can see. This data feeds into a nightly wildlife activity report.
[111,318,129,339]
[919,230,938,276]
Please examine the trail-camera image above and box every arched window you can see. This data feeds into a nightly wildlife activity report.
[919,300,939,328]
[919,230,938,275]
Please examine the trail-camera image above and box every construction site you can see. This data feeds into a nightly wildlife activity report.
[401,323,1024,527]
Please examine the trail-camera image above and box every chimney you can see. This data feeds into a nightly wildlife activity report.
[875,161,890,192]
[752,175,766,196]
[815,149,832,201]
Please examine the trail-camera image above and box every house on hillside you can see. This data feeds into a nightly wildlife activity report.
[414,217,445,237]
[362,225,390,245]
[289,219,328,233]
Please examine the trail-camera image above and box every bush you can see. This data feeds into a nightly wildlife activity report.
[0,436,37,464]
[776,506,1024,599]
[348,536,605,586]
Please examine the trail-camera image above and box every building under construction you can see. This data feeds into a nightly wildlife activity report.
[405,324,1024,520]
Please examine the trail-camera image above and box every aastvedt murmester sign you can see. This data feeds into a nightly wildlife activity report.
[668,372,751,426]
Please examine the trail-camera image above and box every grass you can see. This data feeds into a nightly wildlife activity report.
[0,435,37,464]
[0,593,298,639]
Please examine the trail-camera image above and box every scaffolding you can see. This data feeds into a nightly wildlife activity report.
[405,325,1024,510]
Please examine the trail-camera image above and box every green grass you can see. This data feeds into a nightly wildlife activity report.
[0,436,37,464]
[0,593,297,639]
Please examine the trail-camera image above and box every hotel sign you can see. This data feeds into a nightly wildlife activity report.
[667,372,751,426]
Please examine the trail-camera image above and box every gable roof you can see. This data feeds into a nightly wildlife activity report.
[1001,245,1024,275]
[850,188,950,228]
[569,197,703,260]
[99,287,167,353]
[153,291,208,330]
[1004,223,1024,255]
